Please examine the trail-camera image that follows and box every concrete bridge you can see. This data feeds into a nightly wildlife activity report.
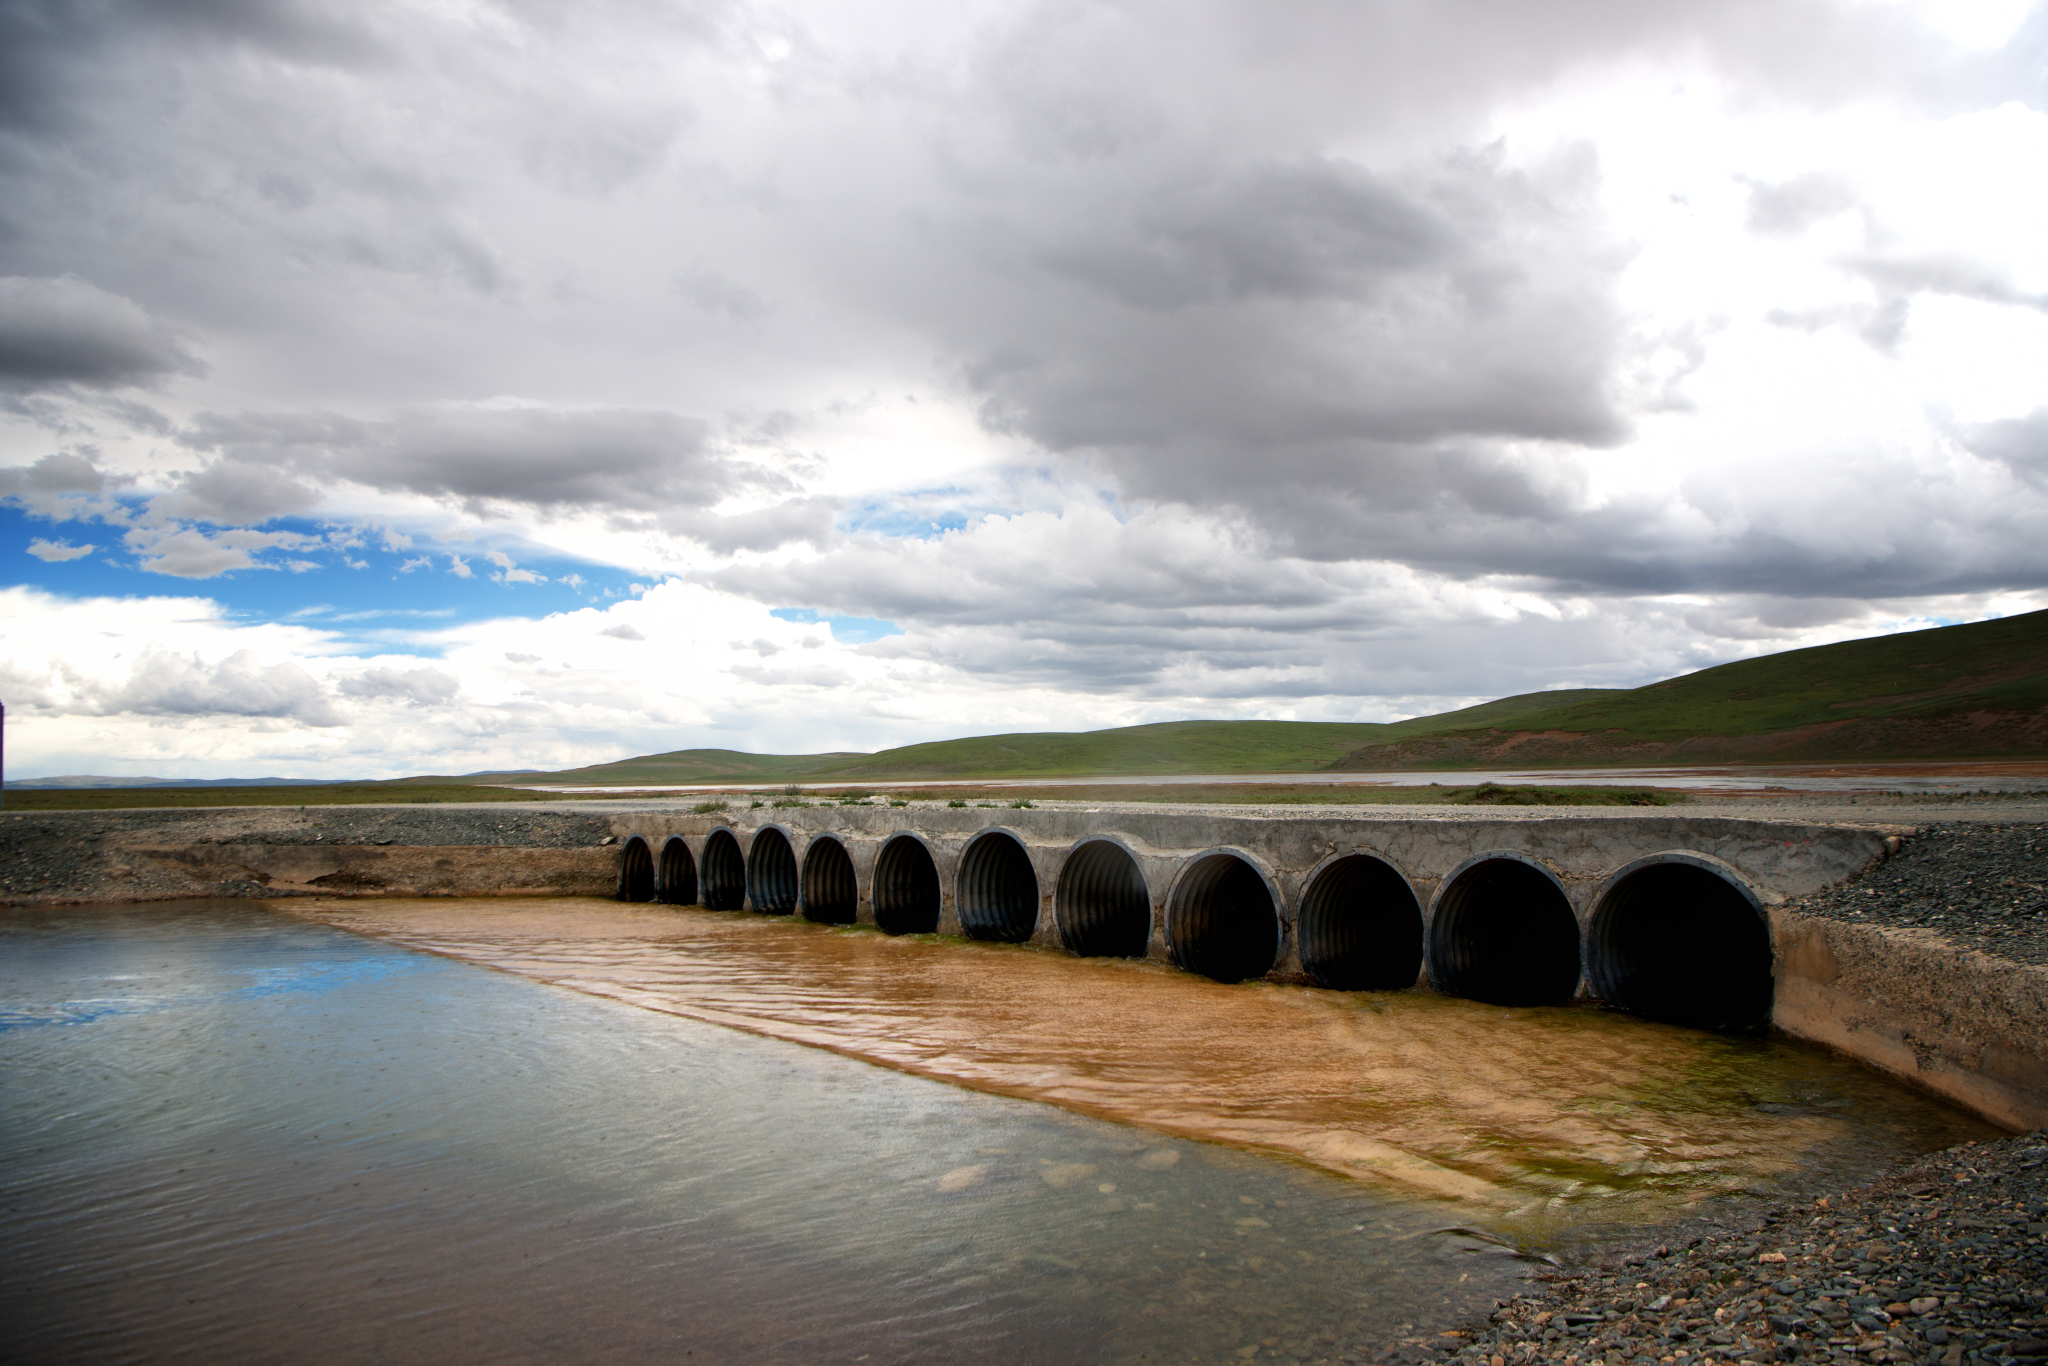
[609,806,1892,1035]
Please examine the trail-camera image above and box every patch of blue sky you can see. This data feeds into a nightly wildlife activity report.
[836,495,978,540]
[1,504,641,644]
[769,606,905,642]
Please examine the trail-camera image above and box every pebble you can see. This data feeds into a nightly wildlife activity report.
[1414,1131,2048,1366]
[1793,823,2048,967]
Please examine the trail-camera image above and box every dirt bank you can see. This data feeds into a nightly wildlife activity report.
[0,805,614,905]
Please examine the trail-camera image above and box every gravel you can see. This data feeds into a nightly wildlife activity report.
[1424,1130,2048,1366]
[1792,823,2048,967]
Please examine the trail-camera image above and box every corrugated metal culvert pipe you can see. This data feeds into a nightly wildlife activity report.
[956,829,1038,942]
[657,836,696,906]
[618,835,655,902]
[1167,852,1279,984]
[1428,856,1580,1006]
[801,835,858,925]
[747,827,798,914]
[1298,854,1422,990]
[1055,838,1151,958]
[700,828,747,910]
[1588,857,1774,1031]
[872,834,941,935]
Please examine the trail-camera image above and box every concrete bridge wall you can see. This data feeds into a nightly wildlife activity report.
[615,807,1879,1016]
[607,806,2047,1131]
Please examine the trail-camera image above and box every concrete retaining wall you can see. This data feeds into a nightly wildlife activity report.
[1772,910,2048,1132]
[133,841,617,898]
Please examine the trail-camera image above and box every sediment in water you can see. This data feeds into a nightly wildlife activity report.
[281,893,1999,1253]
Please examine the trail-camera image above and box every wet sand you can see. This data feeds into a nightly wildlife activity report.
[284,897,1997,1251]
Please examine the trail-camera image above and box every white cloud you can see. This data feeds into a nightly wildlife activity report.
[3,574,2043,781]
[1,1,2045,775]
[26,537,94,561]
[336,666,460,707]
[484,549,546,584]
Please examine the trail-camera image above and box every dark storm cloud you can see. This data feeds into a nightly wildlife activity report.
[935,145,1627,482]
[176,405,824,545]
[0,451,110,497]
[0,0,383,136]
[0,277,205,391]
[3,0,2042,630]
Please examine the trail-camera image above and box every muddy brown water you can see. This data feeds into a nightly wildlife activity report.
[285,898,1995,1245]
[1,897,1998,1365]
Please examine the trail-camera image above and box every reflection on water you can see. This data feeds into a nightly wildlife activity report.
[290,897,1995,1252]
[4,901,1540,1365]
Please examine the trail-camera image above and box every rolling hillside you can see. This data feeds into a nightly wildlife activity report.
[411,611,2048,788]
[1331,609,2048,770]
[464,689,1623,787]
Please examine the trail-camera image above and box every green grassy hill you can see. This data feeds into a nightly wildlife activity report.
[414,748,860,789]
[465,688,1622,787]
[1331,609,2048,770]
[390,611,2048,789]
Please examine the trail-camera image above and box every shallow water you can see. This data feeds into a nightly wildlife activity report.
[3,900,1539,1365]
[288,897,1996,1251]
[2,899,1998,1365]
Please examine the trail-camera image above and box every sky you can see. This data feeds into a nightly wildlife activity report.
[3,0,2047,780]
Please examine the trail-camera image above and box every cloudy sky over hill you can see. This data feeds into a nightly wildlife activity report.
[2,0,2046,778]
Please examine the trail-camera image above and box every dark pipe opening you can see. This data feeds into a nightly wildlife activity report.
[1298,854,1422,990]
[1055,839,1151,958]
[657,837,697,905]
[747,827,798,915]
[1429,858,1580,1006]
[957,831,1038,943]
[701,829,746,910]
[801,836,859,925]
[1589,862,1773,1031]
[1167,853,1279,984]
[618,836,655,902]
[873,835,941,935]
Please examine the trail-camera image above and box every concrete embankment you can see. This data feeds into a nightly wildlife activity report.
[3,800,2043,1132]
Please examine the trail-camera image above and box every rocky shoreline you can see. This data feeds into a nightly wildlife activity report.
[1425,1131,2048,1366]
